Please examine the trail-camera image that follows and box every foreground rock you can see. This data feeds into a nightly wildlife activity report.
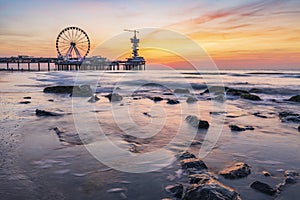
[183,178,242,200]
[105,93,123,102]
[165,184,183,198]
[220,162,251,179]
[149,96,163,102]
[185,115,209,129]
[36,109,62,117]
[240,94,261,101]
[277,170,299,191]
[44,85,93,97]
[19,101,31,104]
[284,170,299,184]
[167,99,180,105]
[52,127,83,145]
[173,152,242,200]
[180,158,208,173]
[287,94,300,102]
[229,125,254,132]
[279,111,300,123]
[298,126,300,132]
[250,181,277,196]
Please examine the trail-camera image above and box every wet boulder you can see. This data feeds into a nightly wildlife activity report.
[43,85,93,97]
[240,93,261,101]
[250,181,277,196]
[185,115,209,129]
[149,96,163,102]
[43,85,74,94]
[288,94,300,102]
[174,88,190,94]
[279,111,300,123]
[183,178,241,200]
[180,158,208,172]
[262,171,271,177]
[167,99,180,105]
[105,93,123,102]
[23,96,31,99]
[188,172,216,184]
[229,125,254,132]
[176,151,197,161]
[165,184,183,198]
[284,170,299,184]
[220,162,251,179]
[35,109,62,117]
[226,88,249,96]
[19,101,31,104]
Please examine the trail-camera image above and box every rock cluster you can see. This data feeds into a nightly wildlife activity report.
[165,152,242,200]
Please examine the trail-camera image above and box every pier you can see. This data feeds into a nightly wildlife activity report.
[0,27,146,71]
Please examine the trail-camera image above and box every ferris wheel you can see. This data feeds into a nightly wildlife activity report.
[56,27,90,61]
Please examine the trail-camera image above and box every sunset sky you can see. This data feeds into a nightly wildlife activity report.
[0,0,300,69]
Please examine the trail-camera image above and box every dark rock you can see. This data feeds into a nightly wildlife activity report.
[143,112,151,117]
[174,88,190,94]
[188,173,215,184]
[185,115,209,129]
[48,99,54,102]
[229,125,254,132]
[165,184,183,198]
[35,109,62,117]
[227,88,249,96]
[162,92,173,96]
[43,85,74,94]
[288,94,300,102]
[253,112,268,118]
[210,111,227,115]
[52,127,83,145]
[186,96,198,103]
[298,126,300,132]
[250,181,277,196]
[167,99,180,105]
[176,151,197,161]
[23,96,31,99]
[284,170,299,184]
[19,101,31,104]
[180,158,208,172]
[149,96,163,102]
[220,162,251,179]
[240,93,261,101]
[105,93,123,102]
[183,178,241,200]
[229,125,245,132]
[279,111,300,123]
[88,94,100,103]
[44,85,93,97]
[249,88,262,93]
[262,171,271,177]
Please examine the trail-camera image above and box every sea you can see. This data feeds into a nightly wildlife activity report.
[0,69,299,200]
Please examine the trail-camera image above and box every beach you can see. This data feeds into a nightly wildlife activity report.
[0,70,299,200]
